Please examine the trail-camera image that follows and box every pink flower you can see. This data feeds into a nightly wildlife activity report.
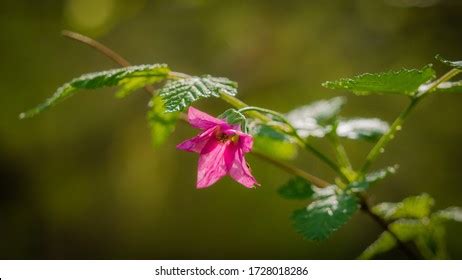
[177,107,259,189]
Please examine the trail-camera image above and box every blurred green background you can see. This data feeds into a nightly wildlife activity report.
[1,0,462,259]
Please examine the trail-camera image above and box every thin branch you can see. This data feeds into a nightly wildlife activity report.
[62,30,131,67]
[251,151,330,188]
[61,30,155,95]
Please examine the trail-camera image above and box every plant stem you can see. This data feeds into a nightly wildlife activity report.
[238,106,290,123]
[62,30,156,96]
[332,138,352,170]
[251,151,330,188]
[62,30,131,67]
[416,68,462,98]
[359,98,419,174]
[328,127,355,181]
[219,94,272,122]
[302,141,346,177]
[359,68,462,175]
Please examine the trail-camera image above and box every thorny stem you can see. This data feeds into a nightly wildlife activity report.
[62,29,422,259]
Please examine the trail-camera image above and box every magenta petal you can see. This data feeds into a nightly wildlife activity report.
[223,142,238,171]
[237,132,253,153]
[176,127,216,153]
[187,106,226,130]
[228,148,259,188]
[196,139,230,188]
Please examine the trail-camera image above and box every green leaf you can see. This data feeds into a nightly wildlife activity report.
[249,123,298,160]
[20,64,170,119]
[292,191,359,240]
[311,185,338,199]
[147,95,180,147]
[389,219,427,240]
[159,75,238,112]
[322,65,435,96]
[253,136,298,161]
[218,109,247,132]
[249,122,290,141]
[414,224,447,260]
[359,219,426,259]
[278,177,314,200]
[373,193,434,221]
[432,81,462,94]
[435,54,462,69]
[432,207,462,223]
[347,165,398,192]
[115,76,166,98]
[359,232,396,259]
[286,97,346,138]
[337,118,389,141]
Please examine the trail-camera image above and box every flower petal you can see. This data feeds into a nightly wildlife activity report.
[187,106,226,130]
[237,132,253,153]
[176,127,216,153]
[196,139,230,188]
[228,148,259,188]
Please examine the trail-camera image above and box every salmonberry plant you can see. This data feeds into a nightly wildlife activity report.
[21,31,462,259]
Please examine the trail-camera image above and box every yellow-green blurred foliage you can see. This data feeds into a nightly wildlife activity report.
[1,0,462,259]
